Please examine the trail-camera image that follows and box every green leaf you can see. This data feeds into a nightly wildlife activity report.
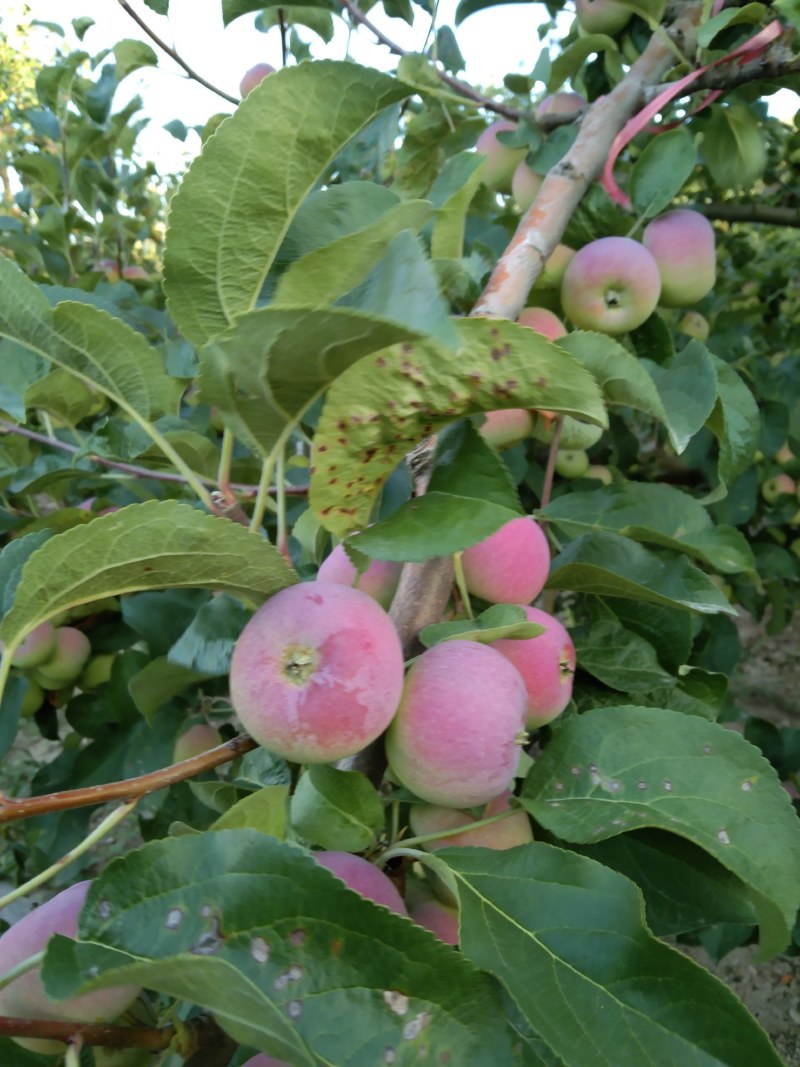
[644,341,718,454]
[44,830,514,1064]
[0,530,52,618]
[547,35,619,92]
[429,420,521,513]
[310,317,606,535]
[706,357,760,489]
[521,706,800,958]
[290,765,385,851]
[395,54,471,109]
[573,599,673,691]
[420,604,546,648]
[128,658,215,724]
[112,39,159,82]
[443,843,784,1065]
[71,16,95,39]
[199,306,424,459]
[630,127,696,217]
[223,0,337,24]
[143,0,169,13]
[454,0,530,23]
[547,531,737,614]
[279,182,403,261]
[702,103,767,190]
[258,6,336,41]
[272,200,434,307]
[0,501,296,655]
[428,151,486,259]
[164,62,409,347]
[167,594,252,675]
[211,785,289,836]
[697,3,767,47]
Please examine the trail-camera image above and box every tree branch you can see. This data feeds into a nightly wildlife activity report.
[0,1012,230,1055]
[0,735,257,825]
[472,1,706,319]
[699,202,800,227]
[645,46,800,100]
[114,0,239,106]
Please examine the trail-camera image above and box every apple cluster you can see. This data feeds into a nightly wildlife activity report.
[9,621,98,718]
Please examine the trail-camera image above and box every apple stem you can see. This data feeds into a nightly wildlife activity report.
[452,552,474,620]
[0,951,45,994]
[540,415,564,513]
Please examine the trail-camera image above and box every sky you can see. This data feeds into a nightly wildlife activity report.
[5,0,799,174]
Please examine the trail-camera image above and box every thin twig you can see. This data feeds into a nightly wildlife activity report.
[698,202,800,228]
[114,0,239,105]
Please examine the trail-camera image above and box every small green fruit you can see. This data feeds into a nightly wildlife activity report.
[555,449,590,478]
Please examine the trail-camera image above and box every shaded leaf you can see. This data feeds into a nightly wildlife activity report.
[420,604,545,647]
[644,341,718,454]
[574,599,673,691]
[630,127,696,217]
[290,766,385,851]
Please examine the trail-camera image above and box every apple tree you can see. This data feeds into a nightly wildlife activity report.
[0,0,800,1064]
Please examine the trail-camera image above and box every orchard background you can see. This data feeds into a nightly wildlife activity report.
[1,0,800,1064]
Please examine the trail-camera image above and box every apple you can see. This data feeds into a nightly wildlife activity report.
[642,210,716,308]
[239,62,276,97]
[775,442,795,466]
[575,0,632,34]
[534,244,576,290]
[585,464,613,484]
[229,582,405,764]
[475,120,527,192]
[241,1056,291,1067]
[479,408,535,450]
[491,605,576,728]
[385,640,527,809]
[19,677,45,717]
[517,306,567,341]
[461,515,551,605]
[511,161,543,212]
[409,789,532,851]
[536,92,586,122]
[555,449,590,479]
[11,622,57,669]
[761,473,796,503]
[0,880,140,1053]
[678,310,710,342]
[561,236,661,335]
[173,723,223,763]
[405,880,459,946]
[531,411,604,451]
[78,653,116,691]
[31,626,92,686]
[313,851,407,915]
[316,543,402,610]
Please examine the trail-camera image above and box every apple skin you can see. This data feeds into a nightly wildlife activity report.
[479,408,535,450]
[561,236,661,335]
[642,210,716,308]
[517,306,567,342]
[229,582,405,764]
[405,881,459,946]
[586,464,613,484]
[475,120,527,192]
[576,0,632,34]
[761,473,796,503]
[239,62,276,97]
[775,443,795,466]
[173,724,223,763]
[316,543,402,610]
[313,851,408,915]
[78,653,116,691]
[491,605,576,728]
[19,677,45,717]
[11,622,57,669]
[31,626,92,686]
[678,310,710,342]
[409,789,533,851]
[0,880,140,1054]
[531,411,603,451]
[385,641,528,809]
[536,92,586,121]
[555,449,590,479]
[241,1056,292,1067]
[534,244,576,290]
[461,516,550,605]
[511,161,543,212]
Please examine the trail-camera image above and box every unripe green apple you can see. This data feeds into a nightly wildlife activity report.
[78,653,116,691]
[33,626,92,686]
[791,539,800,559]
[479,409,535,450]
[239,62,276,97]
[561,236,661,335]
[761,473,796,503]
[409,789,533,851]
[532,412,604,451]
[576,0,632,34]
[585,464,613,484]
[678,310,710,341]
[173,723,223,763]
[511,161,543,212]
[461,516,551,605]
[475,120,527,192]
[229,582,405,764]
[0,881,140,1054]
[385,641,528,808]
[11,622,57,669]
[491,605,576,728]
[517,306,566,341]
[536,92,586,122]
[316,543,402,610]
[534,244,576,290]
[314,851,408,915]
[19,677,45,717]
[555,449,590,479]
[642,209,716,308]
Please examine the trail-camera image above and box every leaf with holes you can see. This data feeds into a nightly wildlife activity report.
[438,843,784,1066]
[43,830,515,1065]
[309,317,606,535]
[164,62,409,347]
[520,706,800,958]
[0,501,296,659]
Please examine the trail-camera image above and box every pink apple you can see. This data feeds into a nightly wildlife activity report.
[229,582,405,763]
[461,515,551,605]
[239,63,276,97]
[314,851,408,915]
[409,789,533,851]
[11,622,57,669]
[32,626,92,686]
[642,210,716,308]
[479,409,535,450]
[517,306,567,341]
[561,236,661,335]
[0,881,140,1053]
[511,161,543,212]
[576,0,632,34]
[536,92,586,121]
[385,641,528,808]
[531,412,603,451]
[405,881,459,945]
[492,605,576,728]
[173,724,222,763]
[761,473,796,503]
[241,1055,290,1067]
[475,120,527,192]
[316,543,402,610]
